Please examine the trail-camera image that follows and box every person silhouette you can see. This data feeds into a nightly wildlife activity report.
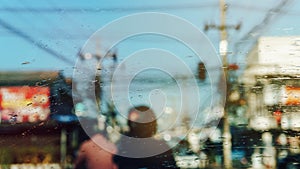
[113,105,179,169]
[74,118,117,169]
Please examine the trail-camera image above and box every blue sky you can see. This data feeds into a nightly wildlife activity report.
[1,0,300,76]
[1,0,300,122]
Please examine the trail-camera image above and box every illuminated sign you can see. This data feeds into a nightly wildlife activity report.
[0,86,50,123]
[281,86,300,105]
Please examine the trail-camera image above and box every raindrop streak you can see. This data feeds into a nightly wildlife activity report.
[21,61,30,65]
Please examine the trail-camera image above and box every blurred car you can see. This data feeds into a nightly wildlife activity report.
[175,154,200,169]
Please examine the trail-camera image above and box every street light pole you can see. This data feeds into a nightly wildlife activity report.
[204,0,242,168]
[219,0,232,168]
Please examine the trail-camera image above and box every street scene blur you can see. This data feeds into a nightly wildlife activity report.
[1,0,300,168]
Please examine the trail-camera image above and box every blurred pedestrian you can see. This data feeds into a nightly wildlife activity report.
[113,105,179,169]
[74,118,117,169]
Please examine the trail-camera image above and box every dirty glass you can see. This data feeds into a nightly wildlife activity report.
[0,0,299,168]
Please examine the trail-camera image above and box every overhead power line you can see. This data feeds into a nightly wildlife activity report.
[230,3,300,16]
[0,18,74,65]
[0,3,299,15]
[233,0,293,62]
[0,4,217,13]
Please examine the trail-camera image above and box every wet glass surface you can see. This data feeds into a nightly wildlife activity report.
[0,0,300,168]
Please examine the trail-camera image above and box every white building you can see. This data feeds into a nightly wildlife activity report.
[241,36,300,131]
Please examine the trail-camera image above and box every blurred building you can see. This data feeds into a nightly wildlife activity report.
[241,36,300,168]
[242,36,300,131]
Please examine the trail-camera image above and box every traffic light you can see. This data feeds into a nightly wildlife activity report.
[198,62,206,81]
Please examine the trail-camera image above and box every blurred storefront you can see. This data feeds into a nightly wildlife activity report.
[241,36,300,168]
[0,71,80,169]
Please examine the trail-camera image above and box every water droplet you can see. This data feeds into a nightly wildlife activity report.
[21,61,30,65]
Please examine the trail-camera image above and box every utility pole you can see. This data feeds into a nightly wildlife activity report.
[204,0,241,168]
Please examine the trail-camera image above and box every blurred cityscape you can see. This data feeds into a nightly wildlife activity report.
[1,0,300,169]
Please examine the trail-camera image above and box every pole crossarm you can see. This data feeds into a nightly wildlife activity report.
[203,0,241,168]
